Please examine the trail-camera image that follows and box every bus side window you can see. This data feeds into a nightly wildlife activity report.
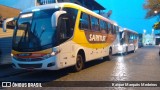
[58,8,78,43]
[135,34,137,39]
[108,23,112,34]
[58,15,70,39]
[113,25,117,34]
[91,16,100,32]
[63,8,78,34]
[112,25,115,34]
[116,26,119,34]
[111,24,114,34]
[100,20,107,33]
[105,22,109,33]
[79,12,90,30]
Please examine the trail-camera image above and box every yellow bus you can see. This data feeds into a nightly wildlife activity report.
[3,3,119,71]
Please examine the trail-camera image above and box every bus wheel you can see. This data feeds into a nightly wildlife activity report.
[74,54,84,72]
[133,46,136,53]
[108,48,113,60]
[125,47,128,55]
[103,48,112,61]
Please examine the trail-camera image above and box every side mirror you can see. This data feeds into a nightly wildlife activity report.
[3,17,17,32]
[121,32,124,39]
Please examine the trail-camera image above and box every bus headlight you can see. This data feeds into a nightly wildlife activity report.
[11,53,13,57]
[51,52,56,56]
[118,46,123,51]
[42,50,61,59]
[43,54,52,59]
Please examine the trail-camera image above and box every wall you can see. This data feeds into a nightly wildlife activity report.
[0,0,36,10]
[0,28,13,64]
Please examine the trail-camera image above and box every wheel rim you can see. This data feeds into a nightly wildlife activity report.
[126,47,128,53]
[109,49,112,58]
[76,55,83,70]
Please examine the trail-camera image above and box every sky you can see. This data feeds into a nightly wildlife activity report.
[0,0,157,34]
[96,0,157,34]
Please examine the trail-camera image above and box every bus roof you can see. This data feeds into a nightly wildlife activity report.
[123,28,138,34]
[21,3,117,25]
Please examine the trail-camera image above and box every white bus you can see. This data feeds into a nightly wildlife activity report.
[3,3,119,71]
[117,28,138,54]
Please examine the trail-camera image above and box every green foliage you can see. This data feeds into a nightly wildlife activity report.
[153,22,160,30]
[143,0,160,19]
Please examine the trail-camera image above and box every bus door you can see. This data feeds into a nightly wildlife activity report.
[57,14,74,67]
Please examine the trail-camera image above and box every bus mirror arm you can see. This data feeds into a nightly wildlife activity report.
[3,17,17,32]
[52,11,66,27]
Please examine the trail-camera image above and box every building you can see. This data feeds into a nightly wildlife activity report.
[0,0,105,18]
[143,34,155,45]
[155,33,160,45]
[138,34,143,43]
[142,30,156,45]
[38,0,105,11]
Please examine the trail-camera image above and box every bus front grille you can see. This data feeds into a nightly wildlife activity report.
[14,57,43,62]
[18,64,42,68]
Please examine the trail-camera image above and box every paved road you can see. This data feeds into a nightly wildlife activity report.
[0,46,160,90]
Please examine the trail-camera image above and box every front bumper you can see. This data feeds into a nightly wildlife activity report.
[12,56,59,70]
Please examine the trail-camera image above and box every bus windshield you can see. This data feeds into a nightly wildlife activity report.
[13,9,59,52]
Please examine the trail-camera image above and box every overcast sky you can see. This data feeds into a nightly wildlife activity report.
[96,0,157,34]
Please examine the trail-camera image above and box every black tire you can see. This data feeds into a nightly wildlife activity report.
[74,54,84,72]
[103,48,112,61]
[108,48,113,60]
[124,47,128,55]
[132,46,136,53]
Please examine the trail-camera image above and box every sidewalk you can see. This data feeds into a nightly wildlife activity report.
[0,54,12,65]
[0,27,13,65]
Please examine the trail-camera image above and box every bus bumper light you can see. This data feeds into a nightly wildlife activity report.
[118,46,123,51]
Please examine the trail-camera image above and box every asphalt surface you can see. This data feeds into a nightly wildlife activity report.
[0,46,160,90]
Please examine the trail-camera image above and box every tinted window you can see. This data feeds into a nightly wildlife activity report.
[108,23,112,34]
[113,25,117,34]
[100,20,107,33]
[63,8,78,30]
[58,8,78,43]
[116,26,119,33]
[91,16,100,31]
[79,12,90,30]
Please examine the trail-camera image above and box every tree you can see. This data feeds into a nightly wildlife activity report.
[143,0,160,19]
[144,0,160,30]
[153,22,160,29]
